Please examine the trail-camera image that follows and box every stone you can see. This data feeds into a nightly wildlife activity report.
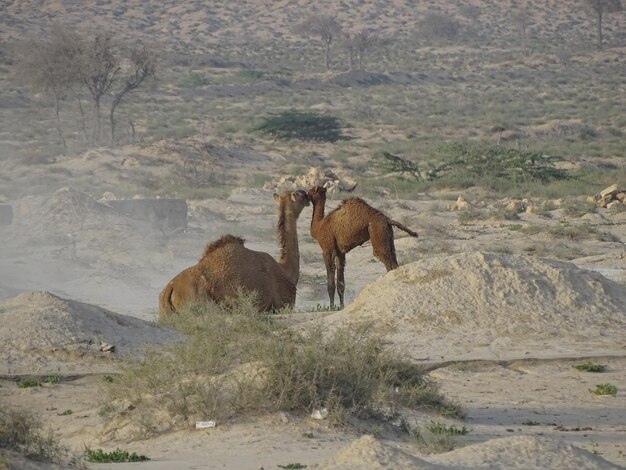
[599,184,619,199]
[606,200,622,209]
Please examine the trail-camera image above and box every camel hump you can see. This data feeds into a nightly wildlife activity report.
[202,234,245,258]
[390,220,419,237]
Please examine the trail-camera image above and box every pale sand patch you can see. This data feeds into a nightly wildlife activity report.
[320,434,622,469]
[0,291,182,375]
[315,251,626,362]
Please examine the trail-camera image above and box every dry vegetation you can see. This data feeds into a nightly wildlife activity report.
[0,0,624,200]
[0,1,625,468]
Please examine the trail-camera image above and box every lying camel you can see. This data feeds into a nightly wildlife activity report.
[308,185,418,308]
[159,190,309,315]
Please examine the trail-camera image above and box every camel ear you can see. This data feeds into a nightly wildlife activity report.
[273,193,280,202]
[290,192,297,202]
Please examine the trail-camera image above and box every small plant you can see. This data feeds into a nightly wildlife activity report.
[589,384,617,396]
[301,432,314,438]
[59,410,73,416]
[18,379,41,388]
[427,421,470,436]
[574,362,607,373]
[45,375,61,384]
[102,375,114,383]
[84,448,149,463]
[522,420,541,426]
[278,464,307,469]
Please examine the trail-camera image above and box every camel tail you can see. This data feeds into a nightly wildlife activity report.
[159,282,176,317]
[390,220,419,238]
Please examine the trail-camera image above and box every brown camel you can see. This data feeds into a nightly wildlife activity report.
[159,190,309,315]
[308,185,418,308]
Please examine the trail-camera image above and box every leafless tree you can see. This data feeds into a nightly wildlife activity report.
[299,15,342,71]
[344,29,380,70]
[15,25,83,153]
[109,44,156,144]
[584,0,623,49]
[81,33,120,143]
[512,1,532,56]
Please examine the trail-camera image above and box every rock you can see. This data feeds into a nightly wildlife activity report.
[606,200,622,209]
[311,408,329,420]
[99,342,115,353]
[450,196,471,211]
[598,195,613,208]
[505,199,526,213]
[616,192,625,202]
[599,184,619,199]
[99,192,117,202]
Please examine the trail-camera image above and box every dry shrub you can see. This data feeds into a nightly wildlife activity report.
[0,405,83,467]
[100,294,462,436]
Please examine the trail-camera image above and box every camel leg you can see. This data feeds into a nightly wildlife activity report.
[323,251,337,307]
[369,222,399,271]
[335,252,346,308]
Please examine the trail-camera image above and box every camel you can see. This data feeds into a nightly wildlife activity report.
[159,190,309,316]
[308,185,418,308]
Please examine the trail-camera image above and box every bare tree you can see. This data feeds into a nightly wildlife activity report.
[81,33,120,143]
[15,25,83,153]
[109,44,157,144]
[584,0,623,49]
[512,2,532,56]
[344,29,381,71]
[299,15,342,71]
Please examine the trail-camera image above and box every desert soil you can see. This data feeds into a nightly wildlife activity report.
[1,171,625,469]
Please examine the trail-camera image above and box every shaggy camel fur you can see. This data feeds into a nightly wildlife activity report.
[308,185,418,308]
[159,190,309,315]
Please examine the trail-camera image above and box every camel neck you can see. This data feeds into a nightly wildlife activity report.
[277,201,300,285]
[310,198,326,239]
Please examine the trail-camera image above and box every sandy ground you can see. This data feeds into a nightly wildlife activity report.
[0,159,625,468]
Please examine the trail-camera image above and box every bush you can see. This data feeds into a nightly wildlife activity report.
[574,362,607,373]
[255,110,345,142]
[378,143,570,189]
[418,13,461,41]
[0,405,75,465]
[100,295,461,436]
[84,448,149,463]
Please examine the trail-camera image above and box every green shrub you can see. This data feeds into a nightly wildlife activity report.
[377,143,570,189]
[101,295,462,436]
[255,110,345,142]
[178,72,211,87]
[590,384,617,396]
[18,379,41,388]
[84,448,149,463]
[574,362,607,373]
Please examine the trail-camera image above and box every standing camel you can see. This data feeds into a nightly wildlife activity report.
[308,185,418,308]
[159,190,309,315]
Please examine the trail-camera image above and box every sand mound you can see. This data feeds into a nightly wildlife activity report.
[429,435,622,469]
[319,252,626,361]
[321,435,621,469]
[319,435,434,469]
[0,291,182,374]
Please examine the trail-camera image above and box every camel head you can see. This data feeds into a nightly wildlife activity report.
[273,189,310,216]
[307,185,327,204]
